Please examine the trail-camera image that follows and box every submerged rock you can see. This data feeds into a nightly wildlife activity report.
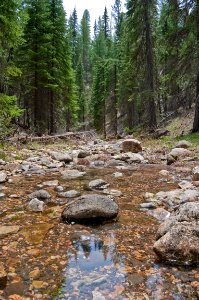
[62,194,119,223]
[153,202,199,265]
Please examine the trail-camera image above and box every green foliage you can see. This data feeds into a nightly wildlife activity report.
[0,93,23,139]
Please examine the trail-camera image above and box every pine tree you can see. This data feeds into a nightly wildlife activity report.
[118,0,157,130]
[0,0,24,137]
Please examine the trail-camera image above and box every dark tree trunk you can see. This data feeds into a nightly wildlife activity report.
[192,0,199,132]
[192,70,199,132]
[144,0,157,129]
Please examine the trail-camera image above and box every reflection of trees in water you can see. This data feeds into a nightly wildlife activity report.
[71,234,122,265]
[81,242,92,258]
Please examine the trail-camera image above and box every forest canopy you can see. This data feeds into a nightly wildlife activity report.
[0,0,199,138]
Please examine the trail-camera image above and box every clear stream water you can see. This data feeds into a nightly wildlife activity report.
[1,165,198,299]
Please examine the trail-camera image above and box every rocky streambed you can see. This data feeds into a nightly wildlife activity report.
[0,137,199,299]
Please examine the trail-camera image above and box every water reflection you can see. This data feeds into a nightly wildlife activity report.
[56,233,126,300]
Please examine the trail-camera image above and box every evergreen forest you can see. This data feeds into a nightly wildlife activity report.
[1,0,199,138]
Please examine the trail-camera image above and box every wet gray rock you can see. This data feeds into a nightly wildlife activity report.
[121,139,142,153]
[88,179,109,190]
[154,202,199,265]
[59,190,80,198]
[0,172,7,183]
[28,198,44,212]
[62,194,119,223]
[61,169,86,179]
[174,140,192,149]
[29,189,51,201]
[147,208,170,222]
[50,151,73,163]
[192,166,199,181]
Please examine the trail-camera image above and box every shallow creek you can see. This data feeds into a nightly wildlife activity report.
[0,165,198,299]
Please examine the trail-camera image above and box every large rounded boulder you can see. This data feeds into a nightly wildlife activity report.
[153,202,199,265]
[62,194,119,223]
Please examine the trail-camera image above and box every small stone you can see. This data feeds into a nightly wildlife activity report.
[55,186,64,192]
[31,280,48,289]
[29,190,51,201]
[27,249,41,256]
[159,170,170,177]
[0,193,5,198]
[0,225,20,237]
[77,151,90,158]
[27,198,44,212]
[103,189,122,197]
[50,151,73,163]
[0,171,7,183]
[169,148,192,159]
[42,180,58,187]
[61,170,86,179]
[89,179,109,190]
[21,164,30,172]
[29,268,40,279]
[144,192,154,200]
[140,202,157,209]
[113,172,123,178]
[193,166,199,181]
[59,190,80,198]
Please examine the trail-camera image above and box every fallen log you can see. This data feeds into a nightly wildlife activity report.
[8,130,97,144]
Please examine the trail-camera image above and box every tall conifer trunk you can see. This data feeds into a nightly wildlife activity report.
[144,0,157,129]
[192,0,199,132]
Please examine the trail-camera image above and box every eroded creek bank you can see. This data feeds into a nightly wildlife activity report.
[0,138,199,299]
